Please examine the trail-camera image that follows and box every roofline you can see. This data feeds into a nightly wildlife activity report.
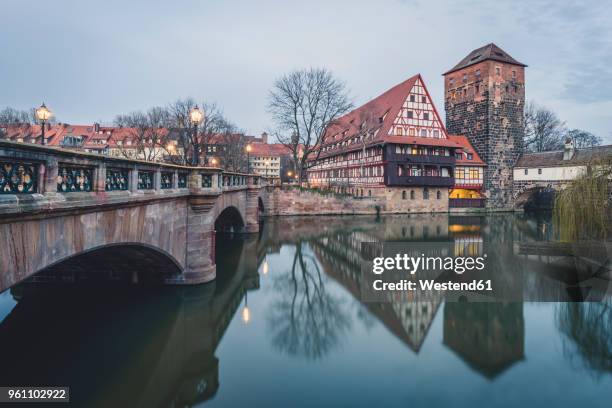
[443,58,528,76]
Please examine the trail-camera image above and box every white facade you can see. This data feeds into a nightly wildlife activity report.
[513,165,586,182]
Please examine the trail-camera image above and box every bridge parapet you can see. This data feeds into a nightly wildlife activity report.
[0,140,269,290]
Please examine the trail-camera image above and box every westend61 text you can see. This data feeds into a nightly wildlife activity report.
[373,279,493,292]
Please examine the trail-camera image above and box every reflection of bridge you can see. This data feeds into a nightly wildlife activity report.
[0,234,261,407]
[0,140,275,291]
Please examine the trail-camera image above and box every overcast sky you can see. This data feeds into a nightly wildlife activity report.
[1,0,611,142]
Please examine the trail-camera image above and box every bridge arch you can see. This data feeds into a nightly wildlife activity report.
[514,185,557,211]
[25,243,183,285]
[214,206,245,233]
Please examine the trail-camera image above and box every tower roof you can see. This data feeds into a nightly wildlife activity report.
[444,43,527,75]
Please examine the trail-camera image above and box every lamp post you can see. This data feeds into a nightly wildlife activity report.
[189,105,204,165]
[35,102,52,146]
[246,144,252,173]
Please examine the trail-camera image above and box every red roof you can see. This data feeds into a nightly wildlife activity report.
[248,142,292,156]
[448,134,485,165]
[314,74,467,160]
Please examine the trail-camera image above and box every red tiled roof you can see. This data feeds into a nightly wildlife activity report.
[248,142,292,156]
[448,134,485,165]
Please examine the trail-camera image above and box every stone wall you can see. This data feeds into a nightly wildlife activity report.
[261,186,449,216]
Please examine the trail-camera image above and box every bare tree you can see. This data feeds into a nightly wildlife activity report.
[217,129,248,172]
[567,129,602,149]
[268,68,352,182]
[167,99,233,166]
[113,106,171,162]
[0,107,33,124]
[524,101,565,152]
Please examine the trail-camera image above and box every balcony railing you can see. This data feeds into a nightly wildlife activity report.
[449,198,486,208]
[389,154,456,166]
[388,175,455,187]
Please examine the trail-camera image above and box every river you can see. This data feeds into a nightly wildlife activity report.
[0,213,610,407]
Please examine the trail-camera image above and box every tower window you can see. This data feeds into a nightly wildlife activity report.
[495,67,501,76]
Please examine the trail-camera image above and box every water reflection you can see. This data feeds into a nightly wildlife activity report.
[557,300,612,378]
[0,213,610,407]
[266,243,351,359]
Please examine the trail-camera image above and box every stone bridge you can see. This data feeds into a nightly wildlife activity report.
[0,140,277,292]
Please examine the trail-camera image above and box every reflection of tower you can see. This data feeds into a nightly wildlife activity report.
[443,302,524,378]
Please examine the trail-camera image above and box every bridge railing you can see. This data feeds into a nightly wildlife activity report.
[0,140,264,214]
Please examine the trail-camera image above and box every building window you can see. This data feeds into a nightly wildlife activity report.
[423,113,429,120]
[496,66,501,76]
[402,191,407,199]
[538,168,542,174]
[410,190,415,199]
[407,111,413,119]
[410,95,415,102]
[421,96,426,103]
[436,190,441,199]
[420,129,427,137]
[467,153,473,160]
[512,70,516,79]
[433,130,439,138]
[423,188,429,200]
[463,74,467,83]
[524,169,528,175]
[396,127,403,136]
[368,190,371,197]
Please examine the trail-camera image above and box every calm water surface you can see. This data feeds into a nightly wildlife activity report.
[0,213,610,407]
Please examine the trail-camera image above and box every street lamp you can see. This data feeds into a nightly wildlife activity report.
[189,105,204,165]
[246,144,252,173]
[211,157,218,167]
[35,102,52,145]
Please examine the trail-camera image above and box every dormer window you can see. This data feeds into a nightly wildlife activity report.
[467,153,473,160]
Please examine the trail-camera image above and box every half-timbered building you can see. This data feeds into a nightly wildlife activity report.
[307,74,485,211]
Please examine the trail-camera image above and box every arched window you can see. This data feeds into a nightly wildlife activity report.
[423,188,429,200]
[368,190,372,197]
[436,190,441,199]
[402,191,407,200]
[410,190,415,199]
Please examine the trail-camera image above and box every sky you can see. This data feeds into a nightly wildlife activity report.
[1,0,611,142]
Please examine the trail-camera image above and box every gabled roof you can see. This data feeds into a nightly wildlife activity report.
[316,74,465,158]
[444,43,527,75]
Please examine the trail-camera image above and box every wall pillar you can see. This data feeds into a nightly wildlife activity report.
[244,176,261,233]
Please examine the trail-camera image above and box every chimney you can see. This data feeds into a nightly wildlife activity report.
[94,122,100,133]
[563,137,575,161]
[261,132,268,144]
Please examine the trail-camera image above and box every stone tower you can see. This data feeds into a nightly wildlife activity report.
[444,43,526,209]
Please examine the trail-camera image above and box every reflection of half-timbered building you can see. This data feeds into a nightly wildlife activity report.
[307,74,485,212]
